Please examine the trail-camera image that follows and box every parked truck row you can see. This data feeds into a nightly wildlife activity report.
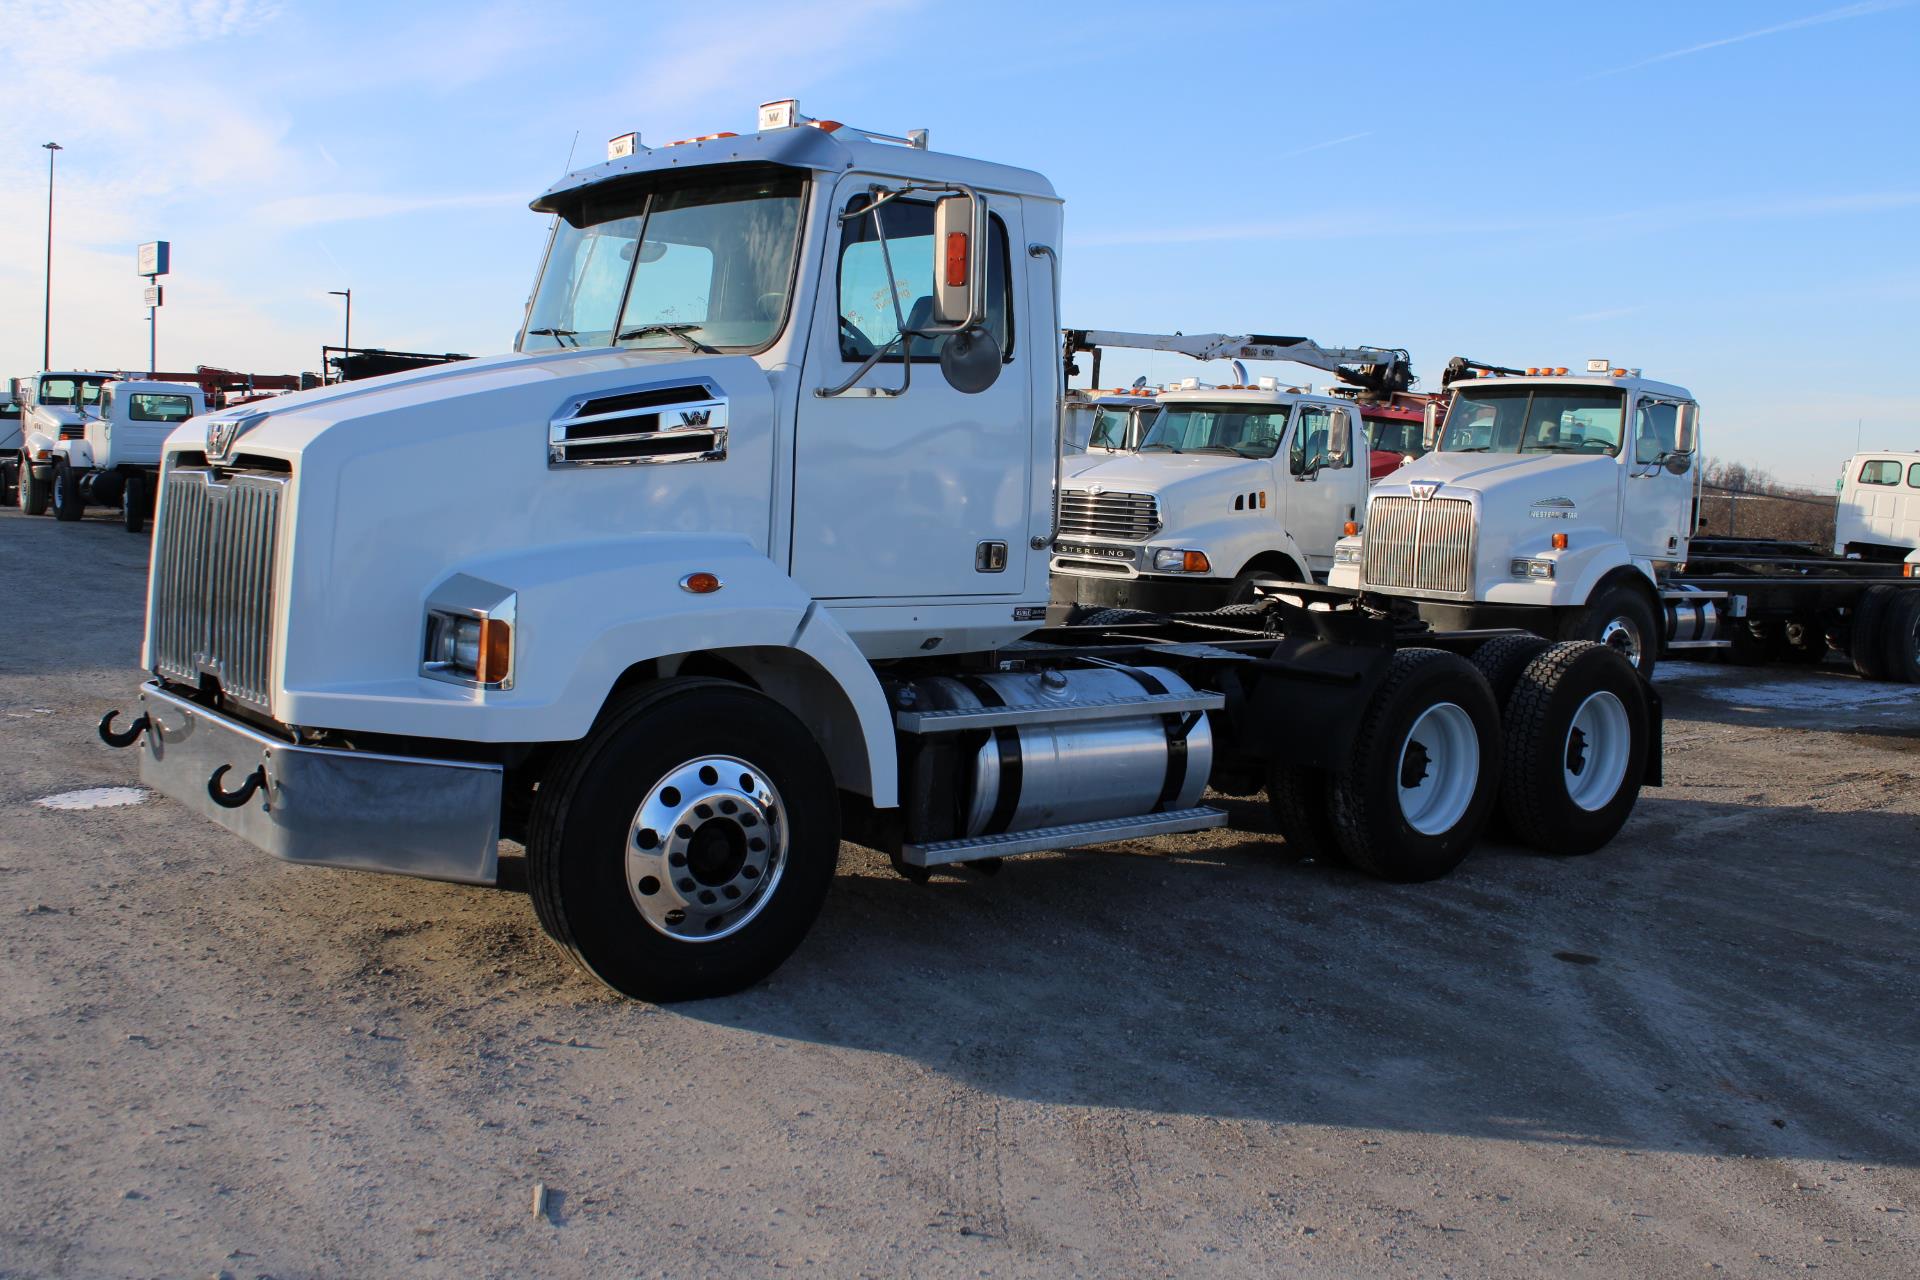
[96,99,1667,1003]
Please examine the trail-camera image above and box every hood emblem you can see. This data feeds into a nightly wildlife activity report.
[1410,481,1440,501]
[206,411,268,463]
[1532,496,1576,509]
[1086,484,1104,496]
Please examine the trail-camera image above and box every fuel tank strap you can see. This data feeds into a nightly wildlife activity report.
[1111,666,1191,812]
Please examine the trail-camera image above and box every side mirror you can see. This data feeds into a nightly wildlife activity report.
[1423,399,1443,451]
[1674,402,1698,455]
[932,195,985,327]
[1664,452,1692,476]
[1327,411,1351,464]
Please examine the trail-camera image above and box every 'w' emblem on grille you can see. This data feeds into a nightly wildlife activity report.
[1410,481,1440,501]
[678,409,712,427]
[205,411,267,463]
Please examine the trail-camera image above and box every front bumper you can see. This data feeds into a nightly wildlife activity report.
[1051,571,1229,614]
[135,681,503,885]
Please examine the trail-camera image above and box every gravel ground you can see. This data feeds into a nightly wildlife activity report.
[2,503,1917,1279]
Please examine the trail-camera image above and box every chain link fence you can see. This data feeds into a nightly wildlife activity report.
[1695,481,1836,546]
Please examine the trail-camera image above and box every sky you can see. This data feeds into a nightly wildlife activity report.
[1,0,1916,487]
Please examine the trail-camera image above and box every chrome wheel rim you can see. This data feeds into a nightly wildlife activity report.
[1563,691,1631,811]
[1396,702,1479,836]
[1598,616,1644,668]
[625,755,788,942]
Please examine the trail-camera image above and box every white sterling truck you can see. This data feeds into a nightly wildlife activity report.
[1062,384,1158,474]
[101,101,1661,1002]
[14,371,110,515]
[27,378,206,532]
[1329,359,1920,682]
[1834,450,1920,563]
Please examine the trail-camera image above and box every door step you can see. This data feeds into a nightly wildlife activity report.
[901,805,1229,867]
[895,690,1221,734]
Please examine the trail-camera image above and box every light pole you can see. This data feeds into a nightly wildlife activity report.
[328,289,351,383]
[42,142,62,370]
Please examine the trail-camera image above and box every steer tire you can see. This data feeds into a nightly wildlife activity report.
[123,473,149,534]
[20,461,50,516]
[526,678,840,1002]
[1565,583,1658,680]
[51,462,82,522]
[1848,586,1895,681]
[1328,648,1502,882]
[1228,566,1299,605]
[1265,762,1342,863]
[1499,642,1649,857]
[1879,589,1920,684]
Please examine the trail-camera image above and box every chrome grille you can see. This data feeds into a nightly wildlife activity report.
[1057,489,1160,542]
[1363,496,1474,594]
[151,468,287,713]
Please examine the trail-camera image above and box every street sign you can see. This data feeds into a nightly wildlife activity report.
[143,285,163,308]
[137,241,170,276]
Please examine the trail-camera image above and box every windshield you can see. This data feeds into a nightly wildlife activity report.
[38,376,105,407]
[521,170,806,354]
[1088,406,1137,450]
[1140,403,1288,458]
[1440,386,1625,456]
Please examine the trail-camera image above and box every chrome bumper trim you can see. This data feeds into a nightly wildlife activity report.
[137,681,502,885]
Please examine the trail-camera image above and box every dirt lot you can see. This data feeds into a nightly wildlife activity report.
[2,503,1917,1280]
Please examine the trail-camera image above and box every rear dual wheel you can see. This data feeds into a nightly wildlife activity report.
[1495,642,1649,856]
[1880,590,1920,684]
[527,679,840,1002]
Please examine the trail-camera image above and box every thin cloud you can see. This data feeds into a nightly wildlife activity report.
[1569,307,1641,323]
[1274,131,1372,160]
[1583,0,1912,79]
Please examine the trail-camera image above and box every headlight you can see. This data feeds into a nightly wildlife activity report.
[1152,548,1212,573]
[1510,558,1555,580]
[422,574,516,689]
[1334,543,1363,565]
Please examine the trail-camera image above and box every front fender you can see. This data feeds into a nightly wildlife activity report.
[24,429,66,462]
[1165,516,1312,582]
[277,534,898,805]
[1483,537,1638,606]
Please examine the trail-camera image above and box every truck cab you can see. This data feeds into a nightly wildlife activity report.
[1331,363,1701,674]
[15,371,111,516]
[1063,386,1158,478]
[1834,450,1920,562]
[25,377,205,531]
[1053,377,1371,609]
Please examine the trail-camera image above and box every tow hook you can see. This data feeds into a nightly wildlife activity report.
[98,709,150,749]
[207,763,267,809]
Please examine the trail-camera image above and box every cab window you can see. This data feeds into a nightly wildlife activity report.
[1290,405,1351,474]
[837,196,1012,362]
[130,394,196,422]
[1908,462,1920,488]
[1859,459,1902,485]
[1634,400,1679,464]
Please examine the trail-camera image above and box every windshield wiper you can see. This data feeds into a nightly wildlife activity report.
[617,322,716,353]
[1138,443,1180,453]
[1451,446,1494,453]
[526,327,579,347]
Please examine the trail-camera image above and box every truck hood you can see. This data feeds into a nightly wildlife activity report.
[1371,449,1622,541]
[1063,450,1267,495]
[1375,449,1615,497]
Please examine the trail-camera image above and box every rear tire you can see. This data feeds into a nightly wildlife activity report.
[1880,590,1920,684]
[1498,642,1649,856]
[1328,648,1502,882]
[1265,762,1341,863]
[20,461,49,516]
[526,679,841,1002]
[1470,634,1552,708]
[0,460,15,507]
[1849,586,1895,681]
[51,462,82,521]
[1565,583,1658,680]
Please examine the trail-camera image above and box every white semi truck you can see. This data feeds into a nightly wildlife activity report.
[25,378,206,532]
[1329,359,1920,682]
[1834,450,1920,564]
[1062,385,1159,476]
[101,101,1661,1002]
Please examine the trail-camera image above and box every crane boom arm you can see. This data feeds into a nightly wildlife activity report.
[1064,329,1414,398]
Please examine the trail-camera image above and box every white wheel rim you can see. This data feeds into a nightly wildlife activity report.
[1598,616,1643,666]
[625,755,789,942]
[1564,691,1631,811]
[1396,702,1479,835]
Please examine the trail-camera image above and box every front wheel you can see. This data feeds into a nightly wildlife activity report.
[1565,583,1659,680]
[1328,648,1503,882]
[51,462,82,522]
[19,460,50,516]
[1227,565,1298,605]
[526,678,840,1002]
[123,473,149,534]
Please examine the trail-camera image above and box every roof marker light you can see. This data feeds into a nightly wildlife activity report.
[607,132,641,160]
[759,99,803,130]
[1587,358,1610,372]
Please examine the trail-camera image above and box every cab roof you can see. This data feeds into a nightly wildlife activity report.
[534,117,1056,214]
[1450,371,1694,401]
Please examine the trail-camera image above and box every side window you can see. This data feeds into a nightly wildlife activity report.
[1635,400,1678,464]
[1908,462,1920,489]
[1860,459,1902,485]
[837,195,1012,362]
[100,390,114,418]
[1289,406,1347,474]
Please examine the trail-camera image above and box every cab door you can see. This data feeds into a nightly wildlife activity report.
[1624,396,1696,559]
[1285,401,1362,574]
[790,178,1031,600]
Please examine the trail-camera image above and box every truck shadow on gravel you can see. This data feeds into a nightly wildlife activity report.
[652,796,1920,1166]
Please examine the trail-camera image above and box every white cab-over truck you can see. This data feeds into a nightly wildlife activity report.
[1834,450,1920,564]
[101,102,1661,1002]
[24,378,206,532]
[13,371,106,515]
[1330,359,1920,682]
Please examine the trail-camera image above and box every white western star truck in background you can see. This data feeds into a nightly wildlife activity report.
[1051,331,1415,611]
[1062,384,1158,474]
[27,378,207,532]
[102,101,1660,1002]
[1834,450,1920,564]
[1329,359,1920,682]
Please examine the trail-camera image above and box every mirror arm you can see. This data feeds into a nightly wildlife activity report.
[816,332,913,399]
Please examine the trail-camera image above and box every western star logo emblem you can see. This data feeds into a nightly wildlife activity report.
[1410,481,1440,501]
[206,411,267,462]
